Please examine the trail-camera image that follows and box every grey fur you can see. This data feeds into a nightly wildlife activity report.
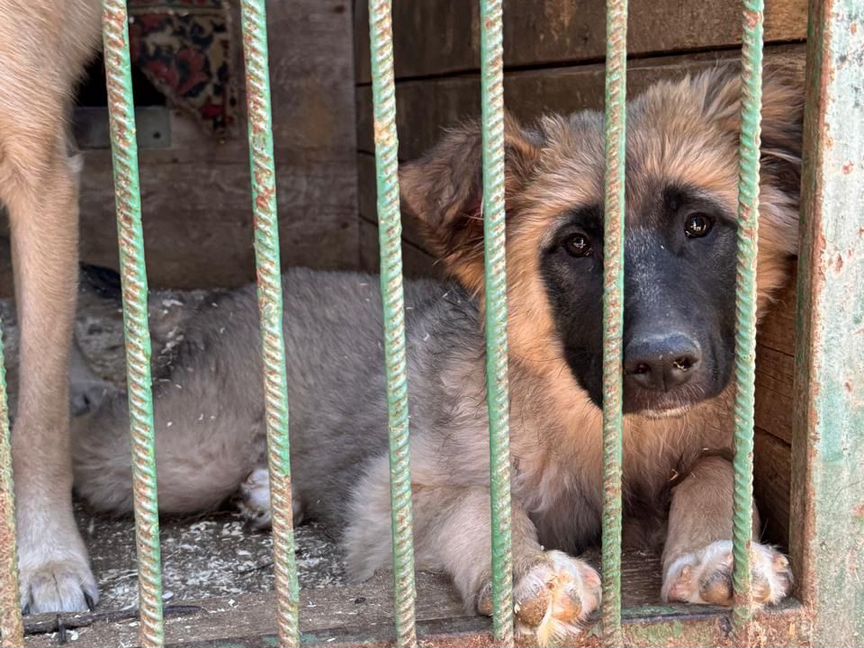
[72,70,802,636]
[71,267,710,608]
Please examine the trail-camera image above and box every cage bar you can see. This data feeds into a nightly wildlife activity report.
[101,1,164,646]
[479,0,514,645]
[730,0,765,629]
[601,0,628,644]
[791,0,864,643]
[238,2,301,646]
[0,326,22,648]
[367,2,418,646]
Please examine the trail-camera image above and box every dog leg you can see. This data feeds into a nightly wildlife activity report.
[344,460,600,647]
[0,141,97,612]
[661,455,792,606]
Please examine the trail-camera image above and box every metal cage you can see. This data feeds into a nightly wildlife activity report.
[1,0,862,646]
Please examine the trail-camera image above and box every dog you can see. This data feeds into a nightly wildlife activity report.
[69,68,802,643]
[0,0,102,613]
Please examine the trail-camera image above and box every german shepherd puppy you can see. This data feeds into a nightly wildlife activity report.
[0,0,102,613]
[72,69,800,643]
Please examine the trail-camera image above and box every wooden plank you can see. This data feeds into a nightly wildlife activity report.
[757,268,798,354]
[755,274,798,445]
[355,45,807,159]
[0,0,360,297]
[755,347,795,445]
[72,155,358,292]
[754,431,791,548]
[357,153,429,251]
[359,219,441,278]
[24,551,677,647]
[354,0,807,83]
[23,572,464,648]
[268,0,357,157]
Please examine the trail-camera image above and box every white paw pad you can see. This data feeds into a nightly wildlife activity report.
[238,468,273,530]
[663,540,793,606]
[237,468,304,529]
[510,550,601,647]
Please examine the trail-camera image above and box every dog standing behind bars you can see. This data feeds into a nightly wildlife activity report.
[71,68,801,644]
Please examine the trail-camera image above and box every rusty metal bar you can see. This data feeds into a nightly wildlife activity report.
[0,324,22,647]
[125,599,812,648]
[367,1,417,646]
[102,2,165,646]
[479,0,514,645]
[730,0,765,630]
[790,0,864,643]
[238,1,300,646]
[601,0,627,644]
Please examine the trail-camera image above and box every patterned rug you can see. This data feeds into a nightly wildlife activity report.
[129,0,237,135]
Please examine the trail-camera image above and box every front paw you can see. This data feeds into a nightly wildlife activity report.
[478,550,601,647]
[663,540,793,606]
[19,545,99,614]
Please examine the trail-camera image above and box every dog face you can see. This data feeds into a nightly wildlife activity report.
[401,68,802,416]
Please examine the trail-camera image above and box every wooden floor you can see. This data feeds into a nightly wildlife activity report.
[19,496,674,647]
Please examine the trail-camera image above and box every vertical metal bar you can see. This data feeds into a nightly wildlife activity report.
[102,2,164,646]
[479,1,514,645]
[238,2,300,647]
[367,2,417,647]
[790,0,864,643]
[731,0,765,630]
[601,0,627,644]
[0,326,23,648]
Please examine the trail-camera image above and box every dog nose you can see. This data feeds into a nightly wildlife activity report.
[624,333,701,392]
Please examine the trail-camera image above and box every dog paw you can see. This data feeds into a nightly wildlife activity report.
[238,468,273,530]
[479,550,601,647]
[237,467,304,530]
[19,553,99,615]
[663,540,793,606]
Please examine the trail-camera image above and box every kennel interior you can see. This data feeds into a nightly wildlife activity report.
[0,0,862,646]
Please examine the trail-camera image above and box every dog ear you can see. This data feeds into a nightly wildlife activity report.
[701,67,804,198]
[399,113,542,290]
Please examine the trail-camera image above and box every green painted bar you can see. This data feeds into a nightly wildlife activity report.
[730,0,765,629]
[367,2,417,646]
[791,0,864,643]
[601,0,627,644]
[0,324,22,648]
[101,1,164,646]
[238,2,300,647]
[479,0,514,645]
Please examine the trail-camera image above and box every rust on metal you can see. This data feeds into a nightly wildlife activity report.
[790,0,864,644]
[0,323,22,647]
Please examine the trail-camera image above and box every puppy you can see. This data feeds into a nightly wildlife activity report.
[0,0,102,612]
[72,68,801,643]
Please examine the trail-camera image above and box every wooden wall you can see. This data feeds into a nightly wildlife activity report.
[0,0,359,296]
[353,0,807,545]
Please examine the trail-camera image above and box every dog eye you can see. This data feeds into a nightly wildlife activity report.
[684,213,713,238]
[563,233,593,257]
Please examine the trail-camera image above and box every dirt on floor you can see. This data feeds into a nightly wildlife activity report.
[0,273,348,614]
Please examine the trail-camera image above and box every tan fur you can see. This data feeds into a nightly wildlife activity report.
[0,0,102,612]
[399,67,800,637]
